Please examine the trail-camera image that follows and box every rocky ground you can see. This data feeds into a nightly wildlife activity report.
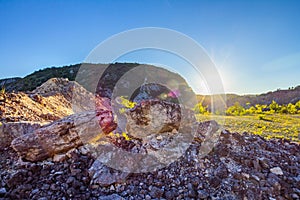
[0,78,299,200]
[0,126,299,200]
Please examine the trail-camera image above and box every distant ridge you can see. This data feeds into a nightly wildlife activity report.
[198,85,300,109]
[0,64,81,92]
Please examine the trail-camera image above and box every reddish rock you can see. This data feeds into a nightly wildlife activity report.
[11,110,116,162]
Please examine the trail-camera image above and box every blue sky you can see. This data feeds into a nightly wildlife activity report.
[0,0,300,94]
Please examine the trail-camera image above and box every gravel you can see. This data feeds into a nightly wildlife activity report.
[0,128,299,199]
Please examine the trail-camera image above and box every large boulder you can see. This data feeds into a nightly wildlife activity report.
[125,100,196,139]
[11,110,116,162]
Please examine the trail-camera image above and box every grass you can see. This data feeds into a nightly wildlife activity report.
[196,113,300,142]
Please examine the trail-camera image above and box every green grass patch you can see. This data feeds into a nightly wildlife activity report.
[196,113,300,142]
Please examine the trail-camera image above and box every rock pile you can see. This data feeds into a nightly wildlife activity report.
[1,121,299,199]
[0,127,299,199]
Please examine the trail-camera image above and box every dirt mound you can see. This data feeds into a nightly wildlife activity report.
[0,78,95,123]
[0,92,72,122]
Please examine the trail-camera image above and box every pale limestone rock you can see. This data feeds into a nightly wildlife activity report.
[270,167,284,175]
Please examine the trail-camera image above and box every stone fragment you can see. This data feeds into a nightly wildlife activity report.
[270,167,283,175]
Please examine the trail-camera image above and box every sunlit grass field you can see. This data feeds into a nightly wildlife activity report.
[196,114,300,142]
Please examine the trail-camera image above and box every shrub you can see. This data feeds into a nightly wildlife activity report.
[193,102,208,114]
[226,102,245,116]
[269,100,280,112]
[0,87,5,95]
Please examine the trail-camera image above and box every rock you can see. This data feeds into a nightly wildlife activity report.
[196,120,220,139]
[251,175,260,182]
[213,143,229,157]
[130,83,179,103]
[79,145,90,155]
[98,194,124,200]
[53,154,66,162]
[149,186,164,198]
[7,170,28,187]
[214,163,228,179]
[253,159,262,171]
[197,189,209,199]
[258,158,269,169]
[0,121,44,149]
[291,193,299,199]
[270,167,284,175]
[165,190,176,199]
[89,159,129,187]
[30,188,39,195]
[187,183,197,197]
[242,173,250,179]
[125,100,196,139]
[209,176,221,188]
[41,184,50,190]
[66,177,75,185]
[12,110,116,162]
[0,188,7,196]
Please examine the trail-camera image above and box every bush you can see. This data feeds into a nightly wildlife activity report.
[0,87,5,95]
[269,100,280,112]
[194,103,208,114]
[226,102,245,116]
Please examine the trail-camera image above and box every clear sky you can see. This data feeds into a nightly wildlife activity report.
[0,0,300,94]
